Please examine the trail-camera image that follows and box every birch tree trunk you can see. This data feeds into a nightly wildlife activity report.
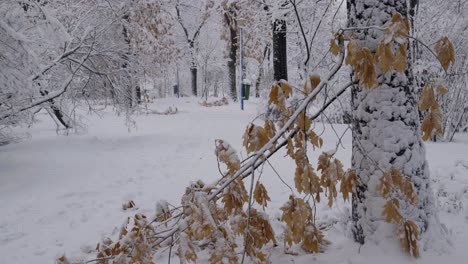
[347,0,438,244]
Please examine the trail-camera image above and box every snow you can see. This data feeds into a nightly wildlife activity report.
[1,98,468,263]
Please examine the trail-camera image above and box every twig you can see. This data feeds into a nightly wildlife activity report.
[241,160,258,264]
[266,159,294,194]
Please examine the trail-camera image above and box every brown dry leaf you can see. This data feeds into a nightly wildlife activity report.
[386,13,410,40]
[303,74,321,95]
[330,38,340,56]
[345,41,359,66]
[222,178,248,215]
[346,42,378,89]
[382,198,403,223]
[215,139,241,175]
[294,162,321,195]
[436,85,448,95]
[56,255,70,264]
[280,196,313,246]
[247,208,277,247]
[308,130,323,150]
[376,170,396,199]
[400,178,418,206]
[297,111,311,131]
[375,42,394,73]
[302,224,330,253]
[280,81,293,99]
[209,229,238,264]
[253,181,271,209]
[310,74,321,92]
[242,123,270,154]
[286,137,295,159]
[418,85,436,112]
[317,152,345,207]
[393,44,408,73]
[177,232,198,263]
[421,105,443,141]
[375,42,407,74]
[399,220,420,258]
[268,84,280,106]
[340,169,358,202]
[435,37,455,71]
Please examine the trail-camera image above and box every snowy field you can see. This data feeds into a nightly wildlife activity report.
[1,98,468,263]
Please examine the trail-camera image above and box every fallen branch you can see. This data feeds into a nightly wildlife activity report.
[149,39,348,249]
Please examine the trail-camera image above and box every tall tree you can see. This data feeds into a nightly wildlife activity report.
[272,18,288,81]
[174,0,213,97]
[222,1,239,101]
[347,0,437,244]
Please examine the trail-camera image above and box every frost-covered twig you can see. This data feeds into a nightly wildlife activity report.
[0,41,94,121]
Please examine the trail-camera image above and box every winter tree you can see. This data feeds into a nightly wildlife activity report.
[346,0,445,248]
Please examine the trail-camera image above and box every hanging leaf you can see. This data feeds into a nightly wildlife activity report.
[242,123,270,154]
[317,152,345,207]
[393,44,408,73]
[375,43,394,74]
[346,41,378,89]
[253,181,271,209]
[340,169,358,202]
[399,220,420,258]
[382,198,403,223]
[421,105,443,141]
[302,224,330,253]
[418,85,436,112]
[280,196,313,246]
[330,38,340,56]
[436,85,448,95]
[435,36,455,71]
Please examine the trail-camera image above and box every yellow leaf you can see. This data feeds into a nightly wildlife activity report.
[435,37,455,71]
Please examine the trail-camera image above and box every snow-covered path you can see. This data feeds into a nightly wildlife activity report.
[1,98,467,263]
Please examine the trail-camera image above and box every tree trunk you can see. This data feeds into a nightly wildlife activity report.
[40,90,71,129]
[273,19,287,81]
[191,66,197,96]
[348,0,436,244]
[227,20,238,101]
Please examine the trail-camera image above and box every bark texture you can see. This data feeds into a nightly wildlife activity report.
[273,19,288,81]
[347,0,435,244]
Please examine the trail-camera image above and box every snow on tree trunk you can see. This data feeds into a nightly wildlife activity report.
[347,0,438,245]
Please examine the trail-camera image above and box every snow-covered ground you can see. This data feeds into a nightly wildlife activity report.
[1,98,467,263]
